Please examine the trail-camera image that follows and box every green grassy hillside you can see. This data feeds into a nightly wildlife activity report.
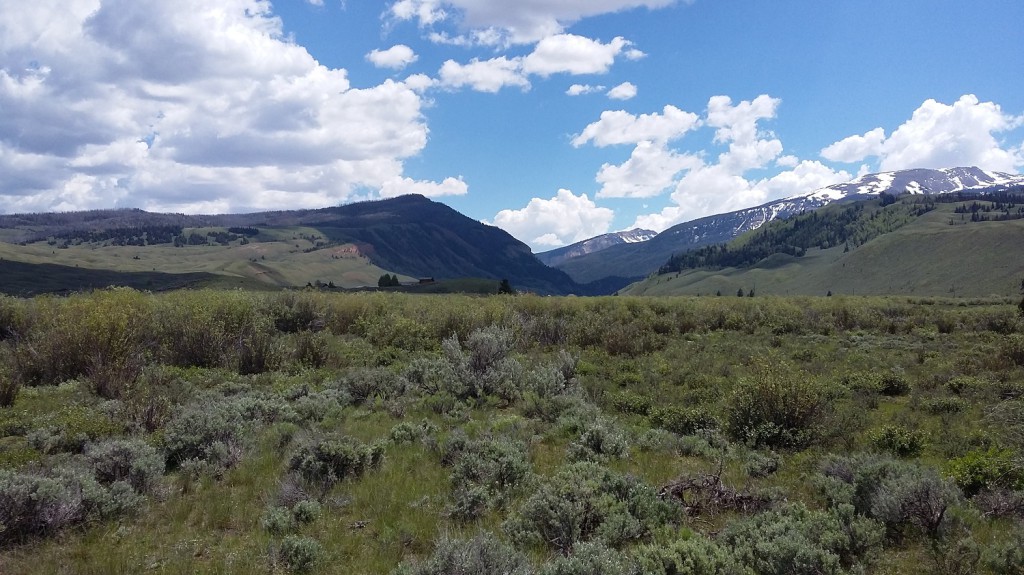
[625,197,1024,298]
[0,225,403,295]
[0,195,580,295]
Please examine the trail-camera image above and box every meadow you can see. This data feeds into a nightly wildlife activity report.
[1,289,1023,574]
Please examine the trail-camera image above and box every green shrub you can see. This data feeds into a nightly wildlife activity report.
[86,438,164,493]
[341,367,407,405]
[291,499,321,524]
[392,532,530,575]
[269,291,327,333]
[0,467,144,545]
[278,535,323,574]
[292,388,351,423]
[440,326,523,403]
[162,401,245,471]
[721,504,884,575]
[819,454,960,541]
[609,390,651,415]
[921,397,967,415]
[261,506,296,535]
[504,462,676,554]
[745,451,780,478]
[389,419,438,445]
[237,392,299,424]
[650,406,719,436]
[946,447,1024,496]
[26,405,121,454]
[634,535,749,575]
[291,330,331,368]
[445,434,532,521]
[1003,334,1024,366]
[539,540,638,575]
[981,532,1024,575]
[878,371,911,396]
[868,466,961,539]
[566,418,630,463]
[868,425,927,457]
[724,358,830,449]
[0,347,19,408]
[288,435,385,493]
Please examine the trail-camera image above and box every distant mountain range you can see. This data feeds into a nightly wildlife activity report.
[0,195,580,295]
[536,229,655,268]
[0,166,1021,297]
[547,167,1024,285]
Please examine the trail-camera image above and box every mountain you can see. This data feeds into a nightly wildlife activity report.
[799,166,1024,202]
[622,191,1024,298]
[536,229,655,267]
[290,195,578,294]
[0,195,580,296]
[551,167,1024,285]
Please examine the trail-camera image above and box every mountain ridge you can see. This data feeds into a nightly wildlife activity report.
[550,166,1024,285]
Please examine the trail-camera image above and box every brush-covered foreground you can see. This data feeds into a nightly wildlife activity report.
[1,289,1024,574]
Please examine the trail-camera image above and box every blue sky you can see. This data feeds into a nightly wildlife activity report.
[1,0,1022,251]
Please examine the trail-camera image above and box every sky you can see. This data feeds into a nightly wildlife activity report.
[1,0,1022,252]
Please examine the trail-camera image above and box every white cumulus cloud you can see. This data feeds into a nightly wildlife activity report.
[379,176,468,197]
[490,189,614,249]
[572,105,701,147]
[386,0,681,45]
[571,95,852,232]
[367,44,419,70]
[0,0,462,214]
[821,95,1023,173]
[438,56,529,92]
[523,34,631,76]
[595,141,700,198]
[607,81,637,100]
[820,127,886,163]
[566,83,604,96]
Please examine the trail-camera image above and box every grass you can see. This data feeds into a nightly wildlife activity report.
[0,226,398,294]
[0,290,1022,573]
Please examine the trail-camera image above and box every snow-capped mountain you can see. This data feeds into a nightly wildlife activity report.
[649,166,1024,249]
[536,228,656,267]
[548,166,1024,286]
[798,166,1024,203]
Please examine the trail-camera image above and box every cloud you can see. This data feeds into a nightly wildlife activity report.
[595,141,700,198]
[438,34,640,94]
[386,0,681,45]
[821,95,1024,172]
[607,81,637,100]
[438,56,529,92]
[522,34,631,76]
[490,189,614,249]
[367,44,419,69]
[379,176,468,197]
[0,0,461,213]
[820,127,886,163]
[572,105,701,147]
[572,94,851,232]
[566,83,604,96]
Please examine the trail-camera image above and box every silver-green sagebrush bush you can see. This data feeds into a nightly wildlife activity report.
[392,532,531,575]
[503,461,676,554]
[441,432,532,521]
[287,434,385,494]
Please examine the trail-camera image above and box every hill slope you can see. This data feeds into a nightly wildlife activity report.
[554,166,1024,285]
[0,195,578,295]
[623,194,1024,297]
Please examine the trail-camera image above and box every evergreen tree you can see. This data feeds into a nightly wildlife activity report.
[498,278,514,294]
